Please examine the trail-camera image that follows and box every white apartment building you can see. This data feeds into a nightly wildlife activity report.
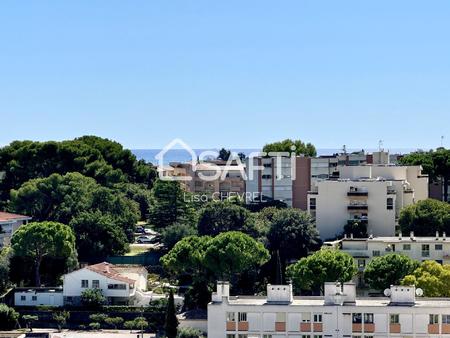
[307,165,428,240]
[0,212,31,247]
[324,233,450,286]
[208,281,450,338]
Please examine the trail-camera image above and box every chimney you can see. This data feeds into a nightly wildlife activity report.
[211,281,230,303]
[398,232,402,240]
[436,231,440,240]
[267,283,293,304]
[344,233,347,239]
[350,233,354,239]
[444,232,447,240]
[324,282,356,305]
[410,231,414,240]
[389,285,416,305]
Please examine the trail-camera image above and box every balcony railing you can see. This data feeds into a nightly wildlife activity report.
[348,205,368,210]
[347,191,368,196]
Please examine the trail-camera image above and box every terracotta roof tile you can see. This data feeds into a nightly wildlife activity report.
[86,262,136,284]
[0,211,31,222]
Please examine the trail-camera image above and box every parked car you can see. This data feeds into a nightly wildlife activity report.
[135,226,145,234]
[136,235,157,244]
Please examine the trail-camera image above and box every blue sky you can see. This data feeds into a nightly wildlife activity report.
[0,1,449,150]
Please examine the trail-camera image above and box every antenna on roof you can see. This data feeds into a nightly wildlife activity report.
[378,140,384,152]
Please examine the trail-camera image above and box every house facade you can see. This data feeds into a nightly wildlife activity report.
[0,212,31,247]
[62,262,148,306]
[208,281,450,338]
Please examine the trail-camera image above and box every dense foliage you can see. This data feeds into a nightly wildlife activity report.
[0,304,19,330]
[11,221,77,286]
[399,199,450,236]
[402,260,450,297]
[262,139,316,156]
[0,136,156,207]
[400,148,450,201]
[165,290,179,338]
[363,254,419,291]
[287,249,357,293]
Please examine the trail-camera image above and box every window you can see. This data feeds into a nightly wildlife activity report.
[238,312,247,322]
[429,314,439,324]
[262,175,272,179]
[364,313,373,324]
[276,313,286,322]
[403,244,411,251]
[92,280,100,289]
[422,244,430,257]
[357,259,365,268]
[226,312,236,322]
[227,335,236,338]
[81,280,88,288]
[107,284,126,290]
[390,314,399,324]
[302,336,311,338]
[364,336,373,338]
[302,312,311,323]
[352,313,362,324]
[313,336,322,338]
[435,244,443,251]
[263,163,272,168]
[263,335,272,338]
[238,335,247,338]
[32,296,37,301]
[313,313,322,323]
[372,250,380,257]
[309,198,316,210]
[442,315,450,324]
[20,295,26,301]
[386,197,394,209]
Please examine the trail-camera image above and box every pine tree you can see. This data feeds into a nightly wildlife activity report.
[164,290,179,338]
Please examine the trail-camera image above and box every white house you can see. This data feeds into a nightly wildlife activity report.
[0,212,31,247]
[208,281,450,338]
[14,287,63,307]
[62,262,148,306]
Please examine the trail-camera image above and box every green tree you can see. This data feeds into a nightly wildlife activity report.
[343,220,368,238]
[22,315,38,332]
[0,247,12,292]
[401,260,450,297]
[165,290,179,338]
[177,327,204,338]
[364,254,419,291]
[148,180,196,229]
[105,316,124,329]
[89,313,108,323]
[400,148,450,202]
[263,139,316,156]
[217,148,231,161]
[161,223,198,251]
[115,182,152,219]
[203,232,270,280]
[197,202,259,237]
[399,199,450,236]
[89,322,101,331]
[53,311,70,332]
[81,289,106,309]
[265,208,321,282]
[0,304,19,330]
[70,211,129,261]
[11,221,77,286]
[287,249,357,293]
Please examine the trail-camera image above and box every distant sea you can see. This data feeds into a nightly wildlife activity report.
[132,148,416,165]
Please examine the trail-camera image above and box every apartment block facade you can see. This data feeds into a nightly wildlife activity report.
[0,212,31,248]
[307,165,428,239]
[245,156,311,209]
[208,281,450,338]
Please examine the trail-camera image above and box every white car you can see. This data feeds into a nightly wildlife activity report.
[136,235,155,244]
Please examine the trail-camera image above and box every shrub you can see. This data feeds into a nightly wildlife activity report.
[177,327,204,338]
[89,322,101,330]
[81,289,106,309]
[105,316,124,329]
[0,304,19,330]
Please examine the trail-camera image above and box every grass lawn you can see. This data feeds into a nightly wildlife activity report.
[125,245,151,256]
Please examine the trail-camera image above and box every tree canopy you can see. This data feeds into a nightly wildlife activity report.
[148,180,196,229]
[262,139,316,157]
[11,221,77,286]
[399,199,450,236]
[0,136,156,206]
[286,249,356,293]
[400,148,450,201]
[363,253,419,291]
[197,201,260,237]
[402,260,450,297]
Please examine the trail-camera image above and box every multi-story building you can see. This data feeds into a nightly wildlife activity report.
[324,233,450,286]
[208,281,450,338]
[0,211,31,248]
[161,161,246,198]
[307,165,428,240]
[245,156,311,209]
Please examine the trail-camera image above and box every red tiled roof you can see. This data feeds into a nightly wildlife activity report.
[86,262,136,284]
[0,211,31,222]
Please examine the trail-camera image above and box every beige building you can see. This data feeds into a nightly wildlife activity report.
[161,161,246,198]
[307,165,428,240]
[0,212,31,247]
[324,233,450,287]
[208,281,450,338]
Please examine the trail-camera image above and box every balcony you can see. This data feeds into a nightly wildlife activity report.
[390,324,401,333]
[347,191,368,197]
[348,205,368,211]
[300,323,311,332]
[428,324,439,334]
[364,323,375,332]
[347,218,368,225]
[443,324,450,334]
[313,323,323,332]
[226,322,236,331]
[237,322,249,331]
[352,323,362,332]
[275,322,286,332]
